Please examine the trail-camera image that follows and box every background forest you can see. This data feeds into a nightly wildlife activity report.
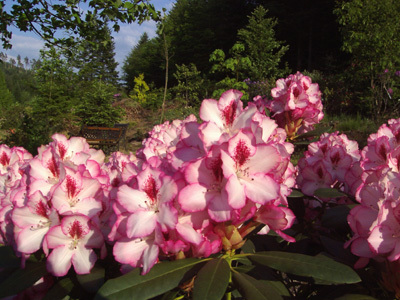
[1,0,400,154]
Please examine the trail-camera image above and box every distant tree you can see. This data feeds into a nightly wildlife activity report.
[122,33,164,91]
[71,23,119,85]
[0,0,160,50]
[162,0,254,75]
[335,0,400,116]
[0,68,15,116]
[237,5,289,81]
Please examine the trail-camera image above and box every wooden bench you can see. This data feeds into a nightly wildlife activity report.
[80,126,123,154]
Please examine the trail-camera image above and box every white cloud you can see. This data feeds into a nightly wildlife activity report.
[1,33,44,62]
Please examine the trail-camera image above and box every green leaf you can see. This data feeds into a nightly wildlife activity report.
[77,265,105,293]
[95,258,208,300]
[0,245,20,268]
[334,294,377,300]
[288,189,304,198]
[232,272,283,300]
[321,205,354,229]
[249,251,361,284]
[296,126,330,139]
[43,278,74,300]
[0,261,48,298]
[193,258,230,300]
[314,188,347,199]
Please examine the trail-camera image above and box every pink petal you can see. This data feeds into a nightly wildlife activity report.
[179,184,208,212]
[47,246,73,276]
[16,226,49,254]
[117,185,148,212]
[242,174,279,204]
[225,175,246,209]
[199,99,223,128]
[72,247,97,274]
[126,211,157,238]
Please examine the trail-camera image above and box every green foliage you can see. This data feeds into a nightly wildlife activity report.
[122,33,164,90]
[173,63,203,106]
[130,74,150,106]
[75,79,122,127]
[71,24,119,85]
[334,0,400,117]
[0,67,15,127]
[237,5,289,81]
[0,0,160,50]
[209,44,251,99]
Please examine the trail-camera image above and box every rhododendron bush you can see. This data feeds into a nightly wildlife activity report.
[0,72,396,299]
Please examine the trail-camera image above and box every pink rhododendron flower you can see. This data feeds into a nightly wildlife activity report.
[46,215,104,276]
[266,72,323,138]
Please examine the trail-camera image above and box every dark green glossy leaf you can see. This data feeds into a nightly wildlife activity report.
[249,251,361,284]
[232,272,283,300]
[288,189,305,198]
[314,188,347,199]
[334,294,377,300]
[193,258,230,300]
[95,258,207,300]
[43,278,74,300]
[321,205,354,229]
[0,261,48,298]
[296,126,330,139]
[0,245,20,268]
[77,265,105,293]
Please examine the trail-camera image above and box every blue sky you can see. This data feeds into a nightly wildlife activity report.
[0,1,174,74]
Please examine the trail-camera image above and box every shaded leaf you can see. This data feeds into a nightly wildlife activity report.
[232,272,283,300]
[321,205,354,230]
[314,188,347,199]
[0,261,48,298]
[95,258,207,300]
[335,294,377,300]
[0,245,20,268]
[43,278,74,300]
[77,265,105,293]
[193,258,230,300]
[249,251,361,284]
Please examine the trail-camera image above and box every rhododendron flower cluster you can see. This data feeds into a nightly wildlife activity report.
[265,71,324,139]
[346,118,400,271]
[297,131,361,197]
[0,88,299,278]
[0,135,109,277]
[109,89,297,274]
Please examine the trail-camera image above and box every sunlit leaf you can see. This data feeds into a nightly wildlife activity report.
[288,189,304,198]
[232,272,283,300]
[249,251,361,284]
[95,258,207,300]
[0,261,48,298]
[193,258,230,300]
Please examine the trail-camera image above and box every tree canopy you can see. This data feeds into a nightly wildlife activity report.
[0,0,160,50]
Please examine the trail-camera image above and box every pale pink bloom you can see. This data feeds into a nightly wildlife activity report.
[46,215,104,276]
[178,147,233,222]
[51,167,102,218]
[12,191,60,255]
[113,229,162,275]
[221,130,281,208]
[255,204,296,242]
[116,165,178,239]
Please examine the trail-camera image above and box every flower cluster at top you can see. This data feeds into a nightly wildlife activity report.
[0,87,297,277]
[255,71,324,139]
